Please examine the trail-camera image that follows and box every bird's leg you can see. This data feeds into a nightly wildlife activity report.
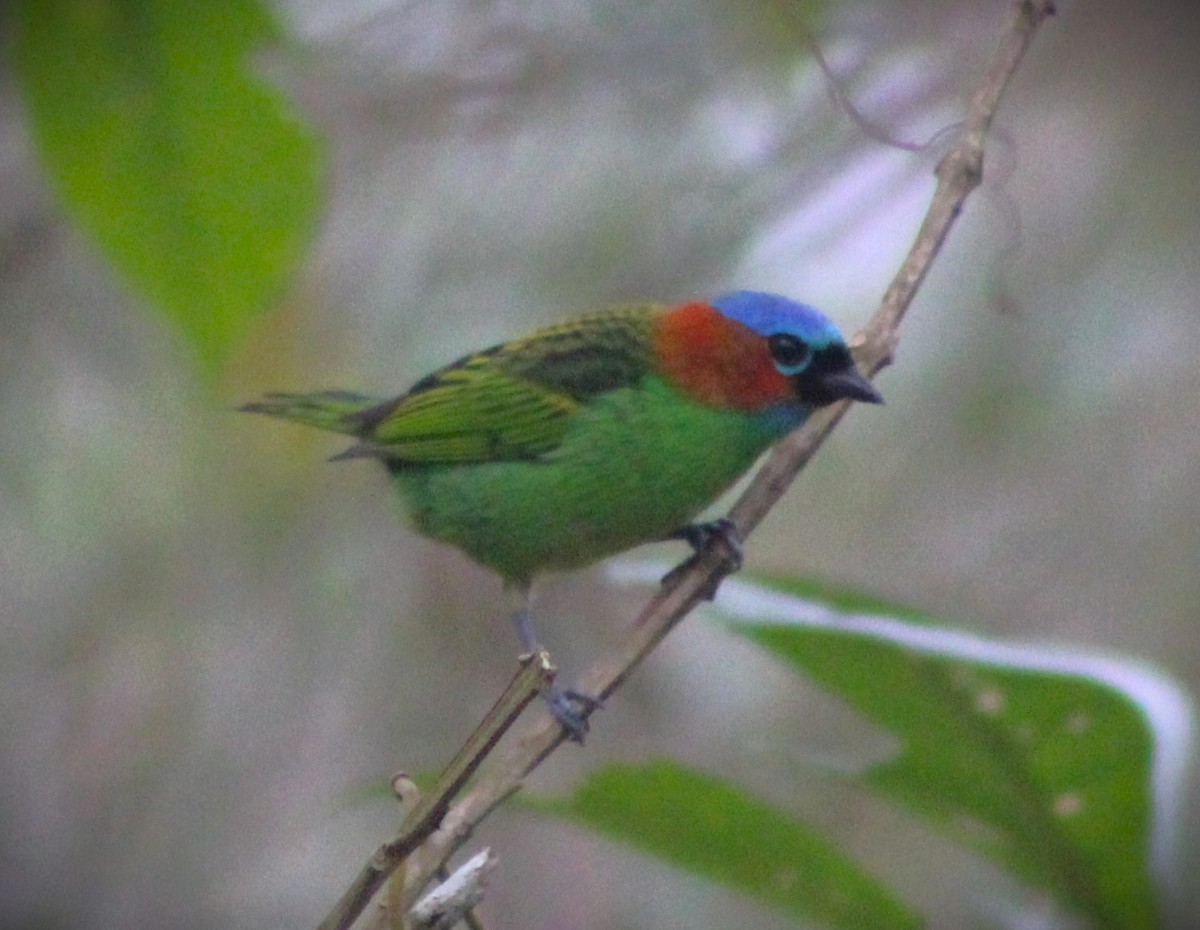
[508,582,542,655]
[506,582,601,743]
[661,517,744,598]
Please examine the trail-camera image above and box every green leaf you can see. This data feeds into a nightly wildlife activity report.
[533,759,920,930]
[707,574,1194,930]
[14,0,322,370]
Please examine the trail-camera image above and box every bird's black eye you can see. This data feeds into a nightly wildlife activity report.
[768,333,812,375]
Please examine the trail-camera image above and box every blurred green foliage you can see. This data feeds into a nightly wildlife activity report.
[727,577,1166,929]
[536,575,1178,929]
[14,0,322,371]
[535,758,919,930]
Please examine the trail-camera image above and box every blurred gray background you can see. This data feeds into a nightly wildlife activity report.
[2,0,1198,928]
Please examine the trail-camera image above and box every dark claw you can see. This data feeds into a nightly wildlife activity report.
[677,518,744,568]
[544,683,602,743]
[662,518,744,597]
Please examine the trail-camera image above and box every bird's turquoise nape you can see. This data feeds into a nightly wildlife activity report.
[242,291,882,741]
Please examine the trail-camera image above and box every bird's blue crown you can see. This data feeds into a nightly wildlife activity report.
[711,290,843,348]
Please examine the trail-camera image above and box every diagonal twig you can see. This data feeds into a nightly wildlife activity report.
[316,652,553,930]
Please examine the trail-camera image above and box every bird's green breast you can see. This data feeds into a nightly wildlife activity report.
[390,374,795,582]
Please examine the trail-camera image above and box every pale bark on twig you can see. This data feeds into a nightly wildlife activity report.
[317,653,551,930]
[407,850,495,930]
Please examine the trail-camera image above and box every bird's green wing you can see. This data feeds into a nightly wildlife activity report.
[355,305,661,464]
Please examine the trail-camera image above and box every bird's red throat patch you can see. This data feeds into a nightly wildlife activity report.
[655,302,793,410]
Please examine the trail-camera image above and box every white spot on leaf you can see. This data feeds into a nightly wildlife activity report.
[975,687,1004,715]
[1054,792,1084,817]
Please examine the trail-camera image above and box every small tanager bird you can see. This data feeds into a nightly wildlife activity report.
[243,290,881,739]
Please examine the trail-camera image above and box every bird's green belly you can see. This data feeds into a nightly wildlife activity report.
[391,379,793,582]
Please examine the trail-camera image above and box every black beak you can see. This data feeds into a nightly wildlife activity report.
[820,366,883,405]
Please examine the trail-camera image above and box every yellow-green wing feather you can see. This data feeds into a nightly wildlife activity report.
[355,304,662,465]
[366,365,578,461]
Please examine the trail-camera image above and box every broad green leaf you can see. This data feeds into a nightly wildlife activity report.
[705,574,1194,930]
[14,0,322,370]
[533,759,919,930]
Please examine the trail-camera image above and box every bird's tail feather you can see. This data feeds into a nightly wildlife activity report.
[239,390,382,436]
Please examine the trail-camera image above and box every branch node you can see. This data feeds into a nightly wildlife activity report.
[391,772,421,809]
[936,144,984,193]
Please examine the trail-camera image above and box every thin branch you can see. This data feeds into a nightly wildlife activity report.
[316,2,1056,927]
[317,652,553,930]
[731,0,1055,538]
[799,23,931,154]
